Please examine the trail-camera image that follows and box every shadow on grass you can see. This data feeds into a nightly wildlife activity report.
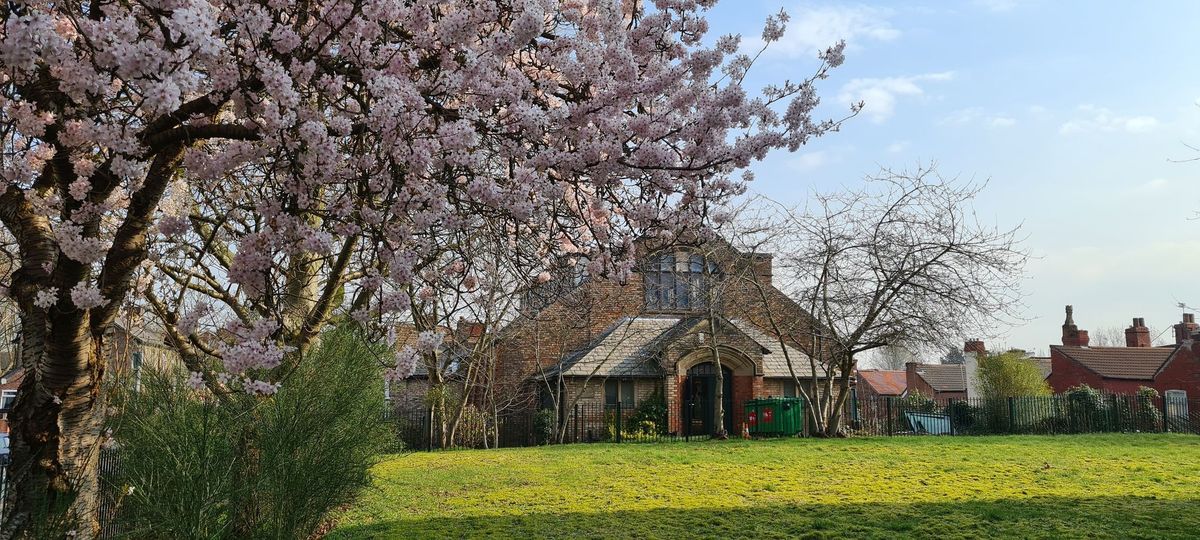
[328,496,1200,539]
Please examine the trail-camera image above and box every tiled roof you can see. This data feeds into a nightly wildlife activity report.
[1030,357,1052,379]
[1052,345,1178,380]
[545,316,824,379]
[915,363,966,392]
[555,316,681,377]
[726,319,822,378]
[858,370,907,396]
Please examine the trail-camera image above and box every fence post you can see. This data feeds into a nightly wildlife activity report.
[616,401,623,443]
[1007,397,1016,433]
[885,398,894,436]
[574,403,580,442]
[948,398,956,435]
[686,400,696,444]
[1160,396,1169,433]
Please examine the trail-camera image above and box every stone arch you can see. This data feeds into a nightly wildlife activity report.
[675,345,759,376]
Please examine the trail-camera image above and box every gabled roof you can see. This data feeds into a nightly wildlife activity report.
[550,316,681,378]
[1051,345,1178,380]
[540,315,823,379]
[726,319,821,378]
[914,363,966,392]
[858,370,907,396]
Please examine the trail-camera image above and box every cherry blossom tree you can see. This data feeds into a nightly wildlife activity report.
[0,0,852,535]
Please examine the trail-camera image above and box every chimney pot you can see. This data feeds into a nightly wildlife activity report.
[1125,317,1151,347]
[1175,313,1199,344]
[1062,305,1088,346]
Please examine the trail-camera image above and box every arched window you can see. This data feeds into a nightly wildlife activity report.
[644,251,716,311]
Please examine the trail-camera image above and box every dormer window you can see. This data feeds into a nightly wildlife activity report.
[644,251,715,311]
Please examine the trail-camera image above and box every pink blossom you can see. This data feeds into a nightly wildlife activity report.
[69,283,107,309]
[34,287,58,309]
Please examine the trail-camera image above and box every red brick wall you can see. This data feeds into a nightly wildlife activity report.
[1152,347,1200,397]
[1046,346,1200,399]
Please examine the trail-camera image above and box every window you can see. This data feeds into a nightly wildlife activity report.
[604,379,636,408]
[781,379,798,398]
[132,351,143,392]
[644,251,715,311]
[1,390,15,411]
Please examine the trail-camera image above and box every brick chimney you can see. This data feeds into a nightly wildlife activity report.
[1174,313,1198,345]
[1061,305,1090,347]
[750,252,773,282]
[964,339,986,356]
[1124,317,1151,347]
[905,361,920,391]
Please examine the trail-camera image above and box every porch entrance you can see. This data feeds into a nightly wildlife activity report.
[684,362,734,436]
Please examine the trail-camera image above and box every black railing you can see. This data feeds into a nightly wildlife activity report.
[385,399,712,450]
[850,394,1200,436]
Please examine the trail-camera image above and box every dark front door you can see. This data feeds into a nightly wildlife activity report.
[684,363,734,436]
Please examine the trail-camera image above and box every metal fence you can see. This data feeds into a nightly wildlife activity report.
[850,394,1200,437]
[386,400,717,450]
[387,392,1200,450]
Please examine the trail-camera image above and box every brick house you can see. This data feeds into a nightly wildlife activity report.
[856,370,907,399]
[904,361,967,400]
[494,240,834,436]
[1046,306,1200,407]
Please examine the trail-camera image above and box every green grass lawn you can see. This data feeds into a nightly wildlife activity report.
[330,434,1200,539]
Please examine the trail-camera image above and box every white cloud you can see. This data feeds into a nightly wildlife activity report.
[1138,178,1170,191]
[989,116,1017,128]
[886,141,909,154]
[972,0,1020,12]
[839,72,955,123]
[763,5,900,58]
[1059,105,1159,135]
[788,150,828,171]
[940,107,1016,128]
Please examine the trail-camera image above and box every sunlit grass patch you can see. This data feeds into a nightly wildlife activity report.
[331,434,1200,539]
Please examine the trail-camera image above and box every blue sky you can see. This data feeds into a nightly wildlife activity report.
[703,1,1200,354]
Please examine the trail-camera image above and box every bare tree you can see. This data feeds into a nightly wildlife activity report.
[1090,325,1169,347]
[760,166,1026,436]
[870,344,918,371]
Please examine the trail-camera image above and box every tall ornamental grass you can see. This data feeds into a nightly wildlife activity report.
[107,326,392,539]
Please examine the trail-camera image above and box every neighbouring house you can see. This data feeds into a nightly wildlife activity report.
[856,369,907,399]
[0,367,24,434]
[1046,306,1200,408]
[494,239,836,437]
[386,320,483,413]
[0,318,182,434]
[905,361,967,400]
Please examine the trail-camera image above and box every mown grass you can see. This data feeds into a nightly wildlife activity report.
[330,434,1200,539]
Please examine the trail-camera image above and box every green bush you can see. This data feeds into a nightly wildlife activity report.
[108,325,392,539]
[627,388,668,436]
[1065,384,1108,433]
[532,408,557,445]
[900,391,936,413]
[1134,386,1163,432]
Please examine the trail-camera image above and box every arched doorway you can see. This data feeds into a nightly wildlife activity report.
[684,362,734,436]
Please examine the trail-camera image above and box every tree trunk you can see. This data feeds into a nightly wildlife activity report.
[3,314,106,539]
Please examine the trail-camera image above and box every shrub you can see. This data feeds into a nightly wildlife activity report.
[108,325,392,539]
[628,388,668,435]
[900,391,936,413]
[1134,386,1164,432]
[532,408,557,445]
[1065,384,1109,433]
